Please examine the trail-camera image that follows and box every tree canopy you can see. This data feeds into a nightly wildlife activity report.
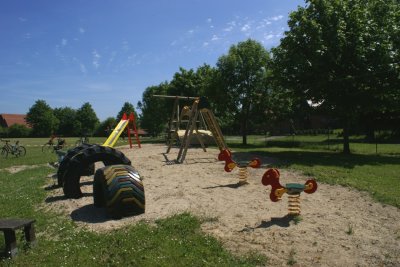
[26,100,59,137]
[271,0,400,153]
[216,39,271,144]
[75,102,99,136]
[116,102,138,123]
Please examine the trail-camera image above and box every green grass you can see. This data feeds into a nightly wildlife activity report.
[1,135,399,265]
[228,134,400,208]
[0,137,134,169]
[0,166,267,266]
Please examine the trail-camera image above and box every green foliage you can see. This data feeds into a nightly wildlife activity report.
[0,126,6,137]
[138,82,170,136]
[54,107,80,136]
[75,102,99,136]
[116,102,137,123]
[26,100,59,137]
[216,39,271,145]
[95,117,117,137]
[4,124,31,138]
[271,0,400,153]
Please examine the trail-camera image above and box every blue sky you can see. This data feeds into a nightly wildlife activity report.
[0,0,304,121]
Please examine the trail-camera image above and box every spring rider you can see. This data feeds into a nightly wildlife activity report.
[218,149,261,185]
[261,168,317,216]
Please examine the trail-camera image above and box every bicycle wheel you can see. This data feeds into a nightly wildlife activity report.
[1,147,8,158]
[16,146,26,157]
[42,144,52,152]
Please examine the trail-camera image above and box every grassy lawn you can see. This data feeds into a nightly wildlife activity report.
[1,134,399,265]
[0,138,266,266]
[228,134,400,208]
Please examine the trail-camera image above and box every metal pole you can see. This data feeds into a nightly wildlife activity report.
[153,95,199,100]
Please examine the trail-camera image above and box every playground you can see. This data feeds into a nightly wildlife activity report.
[42,143,400,266]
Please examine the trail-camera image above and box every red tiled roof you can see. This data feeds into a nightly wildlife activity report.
[0,114,30,128]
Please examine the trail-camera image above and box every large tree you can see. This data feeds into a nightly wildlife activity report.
[116,102,138,123]
[26,100,59,137]
[75,102,99,136]
[137,82,170,136]
[216,39,270,144]
[54,107,79,136]
[271,0,400,153]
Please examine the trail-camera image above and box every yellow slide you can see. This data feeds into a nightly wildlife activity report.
[102,118,129,147]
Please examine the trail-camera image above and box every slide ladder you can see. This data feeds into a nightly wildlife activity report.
[176,99,207,163]
[103,113,141,148]
[200,108,228,151]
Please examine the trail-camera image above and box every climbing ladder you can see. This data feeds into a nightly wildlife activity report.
[176,99,207,163]
[200,108,228,151]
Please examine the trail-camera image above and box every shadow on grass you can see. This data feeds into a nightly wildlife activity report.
[227,142,400,169]
[70,204,109,223]
[251,150,400,169]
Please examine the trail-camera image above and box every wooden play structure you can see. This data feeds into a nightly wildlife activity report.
[154,95,228,163]
[261,168,318,216]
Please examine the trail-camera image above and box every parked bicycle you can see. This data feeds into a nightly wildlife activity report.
[75,136,90,146]
[1,139,26,158]
[42,136,66,152]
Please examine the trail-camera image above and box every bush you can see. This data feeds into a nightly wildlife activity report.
[7,124,32,138]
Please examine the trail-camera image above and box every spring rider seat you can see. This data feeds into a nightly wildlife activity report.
[261,168,317,216]
[218,149,261,185]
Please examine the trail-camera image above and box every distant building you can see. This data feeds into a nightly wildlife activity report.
[0,114,30,128]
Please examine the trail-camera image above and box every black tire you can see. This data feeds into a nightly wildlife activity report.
[57,144,93,187]
[93,164,145,218]
[63,145,131,199]
[16,146,26,157]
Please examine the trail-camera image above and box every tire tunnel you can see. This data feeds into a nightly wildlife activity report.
[57,144,94,187]
[61,144,131,198]
[93,164,145,218]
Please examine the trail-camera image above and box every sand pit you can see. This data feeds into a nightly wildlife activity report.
[45,144,400,266]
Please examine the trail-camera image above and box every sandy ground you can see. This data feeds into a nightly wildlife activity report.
[41,144,399,267]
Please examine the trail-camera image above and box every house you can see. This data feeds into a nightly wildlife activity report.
[0,114,30,128]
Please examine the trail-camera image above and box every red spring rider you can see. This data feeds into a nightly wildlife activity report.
[261,168,317,215]
[218,149,261,184]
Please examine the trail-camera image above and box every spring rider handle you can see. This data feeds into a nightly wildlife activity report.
[218,149,261,172]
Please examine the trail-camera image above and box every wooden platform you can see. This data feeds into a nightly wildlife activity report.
[0,218,36,258]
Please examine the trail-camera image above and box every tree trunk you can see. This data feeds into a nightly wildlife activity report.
[242,119,247,145]
[342,117,351,154]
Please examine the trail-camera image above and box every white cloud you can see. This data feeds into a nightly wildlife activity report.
[203,42,209,47]
[224,21,237,32]
[61,38,67,46]
[265,34,274,40]
[23,33,32,39]
[211,35,220,41]
[241,24,251,32]
[188,29,194,34]
[79,27,85,34]
[270,15,284,21]
[92,50,101,69]
[18,17,27,23]
[206,18,212,23]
